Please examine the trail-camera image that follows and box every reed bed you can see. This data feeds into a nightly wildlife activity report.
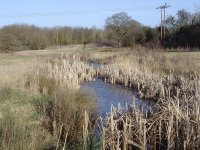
[90,50,200,149]
[1,48,200,149]
[46,54,96,90]
[99,96,200,149]
[98,51,200,101]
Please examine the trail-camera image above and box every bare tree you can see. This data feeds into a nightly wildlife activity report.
[105,12,134,47]
[165,15,178,32]
[177,9,192,26]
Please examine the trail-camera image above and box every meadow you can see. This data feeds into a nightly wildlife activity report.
[0,45,200,149]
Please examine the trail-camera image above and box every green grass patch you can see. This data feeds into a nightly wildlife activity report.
[0,110,55,150]
[0,86,28,103]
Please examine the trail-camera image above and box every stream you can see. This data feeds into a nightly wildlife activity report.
[81,63,152,116]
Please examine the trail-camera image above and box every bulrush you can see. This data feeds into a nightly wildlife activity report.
[98,52,200,102]
[47,54,96,90]
[93,50,200,149]
[99,95,200,149]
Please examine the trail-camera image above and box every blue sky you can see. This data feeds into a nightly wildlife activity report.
[0,0,198,28]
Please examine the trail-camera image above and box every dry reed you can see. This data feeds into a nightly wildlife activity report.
[90,50,200,149]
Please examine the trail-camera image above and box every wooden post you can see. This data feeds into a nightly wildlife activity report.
[157,3,170,47]
[161,8,163,41]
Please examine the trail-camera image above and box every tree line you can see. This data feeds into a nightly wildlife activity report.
[0,24,106,51]
[105,9,200,50]
[0,8,199,51]
[165,9,200,49]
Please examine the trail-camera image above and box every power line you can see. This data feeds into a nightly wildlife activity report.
[0,7,156,19]
[0,11,91,18]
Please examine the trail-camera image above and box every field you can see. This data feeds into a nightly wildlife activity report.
[0,45,200,149]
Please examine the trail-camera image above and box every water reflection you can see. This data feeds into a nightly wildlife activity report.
[81,79,151,116]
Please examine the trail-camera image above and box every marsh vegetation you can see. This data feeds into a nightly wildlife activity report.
[0,51,98,149]
[0,46,199,149]
[91,50,200,149]
[0,5,200,149]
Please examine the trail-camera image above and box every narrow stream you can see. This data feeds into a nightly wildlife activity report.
[81,63,152,116]
[81,79,151,116]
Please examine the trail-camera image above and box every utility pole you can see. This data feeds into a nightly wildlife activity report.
[161,8,163,41]
[163,3,170,40]
[157,3,170,43]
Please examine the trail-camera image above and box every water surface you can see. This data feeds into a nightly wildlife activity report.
[81,79,151,116]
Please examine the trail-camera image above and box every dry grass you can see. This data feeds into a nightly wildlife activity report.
[97,51,200,100]
[0,51,98,149]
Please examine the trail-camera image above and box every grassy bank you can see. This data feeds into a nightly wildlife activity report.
[0,49,98,149]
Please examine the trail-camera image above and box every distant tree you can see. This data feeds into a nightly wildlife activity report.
[177,9,192,27]
[135,31,146,44]
[145,27,158,42]
[143,27,159,49]
[165,15,178,32]
[165,9,193,32]
[193,13,200,24]
[120,20,142,47]
[193,3,200,24]
[105,12,134,47]
[168,23,200,49]
[163,8,200,49]
[0,33,22,52]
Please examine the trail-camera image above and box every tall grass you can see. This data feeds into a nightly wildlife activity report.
[98,51,200,100]
[0,54,98,149]
[30,75,97,149]
[0,86,55,150]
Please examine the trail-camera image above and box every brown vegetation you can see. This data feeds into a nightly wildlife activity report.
[0,46,200,149]
[97,51,199,100]
[0,54,98,149]
[88,50,200,149]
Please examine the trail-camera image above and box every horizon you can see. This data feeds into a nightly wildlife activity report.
[0,0,198,29]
